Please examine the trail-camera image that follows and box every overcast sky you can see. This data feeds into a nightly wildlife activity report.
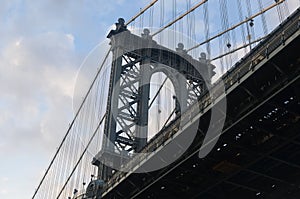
[0,0,299,198]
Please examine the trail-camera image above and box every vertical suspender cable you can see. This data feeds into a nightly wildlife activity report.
[276,1,284,23]
[125,0,158,26]
[203,1,211,59]
[56,115,106,199]
[173,0,177,47]
[258,0,268,35]
[218,0,225,74]
[283,0,290,18]
[187,0,287,52]
[224,0,232,70]
[237,0,247,54]
[32,47,112,199]
[219,0,231,71]
[186,0,191,46]
[152,0,208,37]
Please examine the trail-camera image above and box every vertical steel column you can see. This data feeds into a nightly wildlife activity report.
[135,53,151,151]
[97,41,124,181]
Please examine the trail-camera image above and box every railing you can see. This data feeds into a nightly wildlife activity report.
[102,8,300,195]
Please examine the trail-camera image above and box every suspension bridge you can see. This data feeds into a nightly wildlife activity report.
[32,0,300,198]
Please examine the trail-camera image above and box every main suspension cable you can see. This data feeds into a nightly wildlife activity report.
[211,36,267,61]
[152,0,208,37]
[187,0,285,52]
[125,0,159,26]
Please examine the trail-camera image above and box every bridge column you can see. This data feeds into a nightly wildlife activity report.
[93,18,132,182]
[135,53,151,151]
[95,38,125,182]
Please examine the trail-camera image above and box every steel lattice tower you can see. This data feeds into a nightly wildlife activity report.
[92,18,215,182]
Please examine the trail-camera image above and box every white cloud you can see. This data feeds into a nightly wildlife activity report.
[0,29,80,199]
[0,189,8,195]
[1,177,9,183]
[0,31,78,152]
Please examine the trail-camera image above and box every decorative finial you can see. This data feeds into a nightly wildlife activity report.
[176,43,187,54]
[141,28,152,40]
[107,18,129,38]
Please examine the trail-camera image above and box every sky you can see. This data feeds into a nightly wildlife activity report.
[0,0,299,198]
[0,0,149,198]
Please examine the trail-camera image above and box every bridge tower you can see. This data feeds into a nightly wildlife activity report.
[92,18,216,183]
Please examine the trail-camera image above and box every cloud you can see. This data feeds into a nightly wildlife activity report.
[0,31,78,153]
[0,27,79,198]
[0,189,8,195]
[1,177,9,183]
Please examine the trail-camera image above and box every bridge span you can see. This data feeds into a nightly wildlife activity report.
[98,8,300,199]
